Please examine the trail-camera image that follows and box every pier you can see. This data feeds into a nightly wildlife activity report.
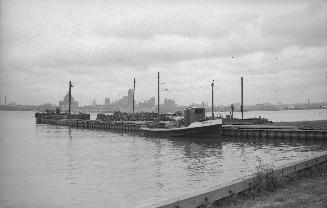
[222,124,327,140]
[35,113,327,139]
[36,115,144,133]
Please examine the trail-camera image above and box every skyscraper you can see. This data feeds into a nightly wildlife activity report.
[105,98,110,107]
[128,89,134,107]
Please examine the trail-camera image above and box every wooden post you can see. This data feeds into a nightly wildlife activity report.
[133,78,136,112]
[68,81,73,115]
[241,77,243,120]
[158,72,160,122]
[211,80,214,119]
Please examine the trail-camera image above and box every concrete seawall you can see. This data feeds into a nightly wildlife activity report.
[138,152,327,208]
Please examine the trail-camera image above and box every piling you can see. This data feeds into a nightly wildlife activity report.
[35,113,327,139]
[241,77,243,119]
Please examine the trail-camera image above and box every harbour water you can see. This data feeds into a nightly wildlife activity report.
[0,110,327,208]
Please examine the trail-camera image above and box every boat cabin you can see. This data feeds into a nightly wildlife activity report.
[184,107,206,126]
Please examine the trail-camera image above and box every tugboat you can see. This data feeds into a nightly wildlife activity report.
[141,107,222,138]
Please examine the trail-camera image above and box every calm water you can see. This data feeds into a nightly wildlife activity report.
[0,110,327,208]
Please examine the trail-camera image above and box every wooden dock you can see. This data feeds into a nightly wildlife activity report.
[37,117,144,133]
[35,114,327,139]
[222,125,327,140]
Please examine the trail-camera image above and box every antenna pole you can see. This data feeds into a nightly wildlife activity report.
[211,80,214,119]
[68,81,72,114]
[158,72,160,122]
[133,78,135,112]
[241,77,243,119]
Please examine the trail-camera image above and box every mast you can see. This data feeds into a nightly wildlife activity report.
[241,77,243,119]
[68,81,73,114]
[211,80,214,119]
[133,78,135,112]
[157,72,160,122]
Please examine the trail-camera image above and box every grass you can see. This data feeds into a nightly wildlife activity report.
[198,159,327,208]
[210,163,327,208]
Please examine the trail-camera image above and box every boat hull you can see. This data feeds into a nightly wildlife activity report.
[141,121,222,138]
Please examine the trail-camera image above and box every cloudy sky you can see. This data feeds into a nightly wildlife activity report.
[1,0,326,106]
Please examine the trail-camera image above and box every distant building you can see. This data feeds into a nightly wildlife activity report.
[59,93,78,112]
[162,98,176,112]
[128,89,134,107]
[105,98,110,107]
[92,99,97,107]
[190,101,207,108]
[139,96,155,112]
[122,96,128,106]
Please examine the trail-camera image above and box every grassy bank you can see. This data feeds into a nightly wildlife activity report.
[271,120,327,130]
[208,163,327,208]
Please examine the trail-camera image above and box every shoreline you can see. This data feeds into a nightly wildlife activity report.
[139,153,327,208]
[213,158,327,208]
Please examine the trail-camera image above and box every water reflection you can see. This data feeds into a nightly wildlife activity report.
[220,136,327,150]
[152,138,164,190]
[66,128,74,184]
[68,127,72,140]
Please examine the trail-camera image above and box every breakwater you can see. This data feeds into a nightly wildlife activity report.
[97,112,175,122]
[223,125,327,140]
[35,112,90,123]
[36,117,144,133]
[35,113,327,139]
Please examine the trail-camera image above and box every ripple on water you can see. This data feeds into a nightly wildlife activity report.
[1,111,327,208]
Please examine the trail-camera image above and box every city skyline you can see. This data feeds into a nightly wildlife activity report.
[1,0,327,106]
[0,86,326,107]
[1,91,326,110]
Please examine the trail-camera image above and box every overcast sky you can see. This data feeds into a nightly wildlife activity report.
[1,0,326,106]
